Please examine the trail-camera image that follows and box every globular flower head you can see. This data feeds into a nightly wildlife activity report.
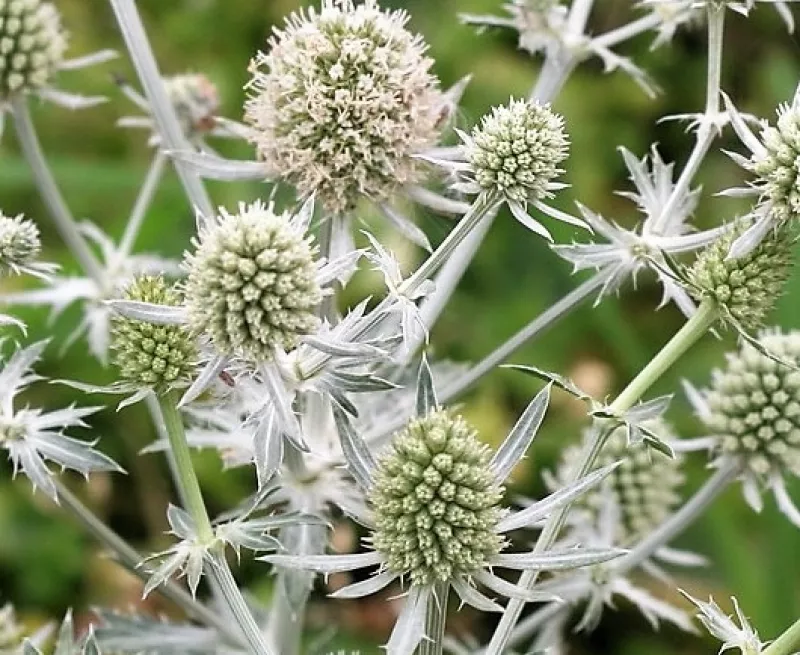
[369,409,505,585]
[703,330,800,481]
[184,201,322,364]
[558,421,684,545]
[244,0,445,214]
[686,221,795,331]
[165,72,219,136]
[0,0,67,97]
[0,212,40,275]
[111,276,196,392]
[465,99,568,203]
[751,100,800,223]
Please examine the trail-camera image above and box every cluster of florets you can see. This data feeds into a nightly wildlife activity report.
[559,421,684,545]
[165,72,219,135]
[110,276,196,391]
[369,409,505,586]
[0,212,40,275]
[0,0,67,97]
[703,330,800,480]
[184,202,322,364]
[751,97,800,223]
[686,222,795,330]
[244,0,445,214]
[466,99,568,203]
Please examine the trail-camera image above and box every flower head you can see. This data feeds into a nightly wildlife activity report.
[0,212,50,278]
[0,0,67,98]
[111,276,195,392]
[467,99,568,204]
[558,421,684,545]
[184,201,322,364]
[370,409,505,585]
[244,0,445,214]
[165,73,219,136]
[686,221,795,331]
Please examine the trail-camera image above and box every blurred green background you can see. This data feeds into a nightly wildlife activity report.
[1,0,799,652]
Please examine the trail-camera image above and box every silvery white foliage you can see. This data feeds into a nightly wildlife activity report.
[261,362,626,655]
[683,593,765,655]
[1,222,181,362]
[0,340,122,500]
[554,146,730,315]
[94,611,219,655]
[643,0,795,33]
[21,609,101,655]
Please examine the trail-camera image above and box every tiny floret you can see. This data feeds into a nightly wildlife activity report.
[244,0,445,214]
[0,0,67,97]
[111,276,196,392]
[184,201,322,364]
[686,221,795,331]
[0,212,40,274]
[466,99,569,203]
[369,409,505,586]
[559,421,683,545]
[165,73,219,136]
[703,330,800,482]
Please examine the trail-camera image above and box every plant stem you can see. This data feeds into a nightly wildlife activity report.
[484,298,719,655]
[613,458,742,574]
[157,390,275,655]
[53,479,240,641]
[118,151,167,259]
[10,98,103,281]
[763,616,800,655]
[420,582,449,655]
[107,0,214,221]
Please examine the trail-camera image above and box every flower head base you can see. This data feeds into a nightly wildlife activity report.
[703,330,800,481]
[751,101,800,223]
[0,0,67,97]
[165,73,219,136]
[111,276,195,392]
[686,222,795,331]
[369,409,505,585]
[244,0,444,214]
[466,99,568,203]
[559,421,683,545]
[0,212,40,275]
[184,201,322,364]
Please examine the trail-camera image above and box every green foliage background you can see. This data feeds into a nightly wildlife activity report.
[0,0,799,652]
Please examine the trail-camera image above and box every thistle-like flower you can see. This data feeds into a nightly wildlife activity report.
[557,421,684,546]
[110,276,195,393]
[685,221,795,331]
[244,0,446,215]
[0,212,53,279]
[184,201,322,365]
[0,341,122,501]
[686,329,800,526]
[261,362,625,655]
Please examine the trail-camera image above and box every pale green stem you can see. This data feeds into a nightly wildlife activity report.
[53,478,240,642]
[613,458,742,575]
[566,0,595,35]
[157,390,275,655]
[591,13,662,49]
[107,0,214,221]
[649,7,724,235]
[10,98,103,281]
[763,616,800,655]
[118,151,167,259]
[484,298,719,655]
[317,216,337,323]
[420,582,449,655]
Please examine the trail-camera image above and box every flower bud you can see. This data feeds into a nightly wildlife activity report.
[111,276,195,391]
[0,0,67,97]
[244,0,444,214]
[370,409,504,585]
[0,212,40,275]
[752,102,800,222]
[184,202,322,363]
[467,98,568,203]
[165,73,219,136]
[687,222,795,331]
[703,330,800,481]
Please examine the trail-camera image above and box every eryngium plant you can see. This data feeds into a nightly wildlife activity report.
[3,1,800,655]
